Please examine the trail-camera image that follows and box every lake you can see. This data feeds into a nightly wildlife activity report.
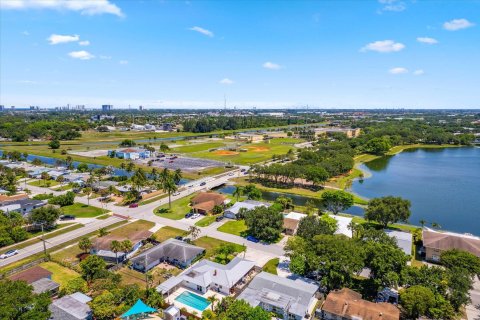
[351,147,480,234]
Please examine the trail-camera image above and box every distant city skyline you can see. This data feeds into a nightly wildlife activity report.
[1,0,479,109]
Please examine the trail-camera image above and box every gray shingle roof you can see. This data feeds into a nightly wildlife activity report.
[50,295,92,320]
[237,272,318,318]
[131,238,204,267]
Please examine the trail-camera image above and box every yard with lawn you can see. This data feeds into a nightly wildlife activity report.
[262,258,279,275]
[195,215,219,227]
[39,261,82,288]
[171,141,226,153]
[28,179,60,188]
[217,220,248,236]
[62,203,108,218]
[193,236,245,261]
[154,193,196,220]
[153,226,187,242]
[108,219,155,237]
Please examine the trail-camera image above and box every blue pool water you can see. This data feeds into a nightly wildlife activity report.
[175,291,211,311]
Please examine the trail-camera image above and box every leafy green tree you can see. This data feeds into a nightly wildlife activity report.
[447,267,473,311]
[296,214,338,239]
[80,255,108,284]
[78,237,92,253]
[89,290,122,320]
[29,205,62,228]
[48,191,75,206]
[286,235,365,291]
[60,277,88,296]
[212,205,223,215]
[244,206,283,243]
[244,184,262,200]
[365,137,391,155]
[48,139,60,149]
[77,162,89,172]
[0,279,51,320]
[441,249,480,278]
[222,299,270,320]
[321,190,354,214]
[31,158,43,166]
[400,285,436,319]
[159,142,170,152]
[365,196,411,228]
[274,195,293,210]
[364,242,408,287]
[144,288,164,309]
[119,139,136,147]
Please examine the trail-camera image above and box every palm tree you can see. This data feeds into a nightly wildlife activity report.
[233,186,244,202]
[83,187,92,205]
[188,226,201,241]
[121,240,133,258]
[419,219,427,228]
[207,295,218,311]
[78,237,92,253]
[110,240,122,264]
[159,168,170,185]
[431,222,441,229]
[163,177,177,209]
[126,162,135,173]
[120,162,126,170]
[173,169,182,185]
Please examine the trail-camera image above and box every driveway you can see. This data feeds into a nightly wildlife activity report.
[467,276,480,320]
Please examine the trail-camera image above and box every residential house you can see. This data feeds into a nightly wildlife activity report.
[0,198,46,216]
[9,266,60,296]
[49,292,93,320]
[91,181,118,193]
[224,200,271,219]
[321,288,400,320]
[131,238,205,272]
[0,193,29,205]
[157,257,255,296]
[91,230,152,262]
[108,148,151,160]
[237,272,319,320]
[331,215,353,238]
[422,228,480,262]
[283,212,307,235]
[384,229,412,256]
[62,173,90,186]
[191,192,227,215]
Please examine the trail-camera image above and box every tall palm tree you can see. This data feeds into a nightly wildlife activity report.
[207,295,218,311]
[126,162,135,173]
[159,168,170,185]
[233,186,244,202]
[419,219,427,228]
[83,187,92,205]
[40,172,50,187]
[163,177,177,209]
[121,240,133,257]
[110,240,122,264]
[173,169,182,185]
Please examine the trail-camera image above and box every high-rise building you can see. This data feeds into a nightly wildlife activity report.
[0,105,4,111]
[102,104,113,112]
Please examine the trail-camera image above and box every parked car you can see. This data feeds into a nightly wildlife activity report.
[191,213,201,219]
[175,236,183,241]
[173,192,180,196]
[129,203,139,208]
[185,212,194,219]
[240,168,246,172]
[59,215,75,221]
[215,215,224,222]
[228,172,235,176]
[182,238,192,244]
[246,235,260,243]
[200,182,206,186]
[0,249,19,259]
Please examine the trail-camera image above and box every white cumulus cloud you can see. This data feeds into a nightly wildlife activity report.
[48,34,79,45]
[417,37,438,44]
[443,19,475,31]
[68,50,94,60]
[189,26,214,37]
[389,67,408,74]
[219,78,234,85]
[0,0,124,17]
[262,61,282,70]
[378,0,406,12]
[79,40,90,46]
[413,69,425,76]
[361,40,405,53]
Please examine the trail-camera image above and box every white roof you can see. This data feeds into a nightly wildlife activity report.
[285,211,307,221]
[180,256,255,289]
[1,204,21,212]
[165,305,180,316]
[331,215,353,238]
[384,229,412,256]
[225,200,270,215]
[70,292,92,304]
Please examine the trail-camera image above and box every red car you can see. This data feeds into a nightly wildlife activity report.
[129,203,139,208]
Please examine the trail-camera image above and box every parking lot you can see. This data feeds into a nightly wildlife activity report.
[141,155,225,172]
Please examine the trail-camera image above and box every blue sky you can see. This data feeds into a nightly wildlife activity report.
[0,0,479,109]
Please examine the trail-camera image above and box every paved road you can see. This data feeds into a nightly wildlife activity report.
[15,169,284,267]
[467,276,480,320]
[0,216,123,267]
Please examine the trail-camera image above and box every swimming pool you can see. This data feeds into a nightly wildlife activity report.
[175,291,211,311]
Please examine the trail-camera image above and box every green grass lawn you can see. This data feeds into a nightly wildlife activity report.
[39,261,82,288]
[193,236,245,260]
[51,183,74,191]
[153,226,187,242]
[108,219,155,237]
[195,215,219,227]
[217,220,248,236]
[28,179,60,188]
[262,258,279,275]
[172,142,226,153]
[154,193,196,220]
[62,203,108,218]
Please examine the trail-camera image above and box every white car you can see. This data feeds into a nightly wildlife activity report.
[0,249,19,259]
[191,213,201,219]
[173,192,180,196]
[228,172,235,176]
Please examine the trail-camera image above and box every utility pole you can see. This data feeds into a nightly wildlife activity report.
[41,223,47,257]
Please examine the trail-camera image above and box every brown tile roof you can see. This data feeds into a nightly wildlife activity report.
[0,193,29,204]
[322,288,400,320]
[191,192,226,206]
[94,230,152,251]
[283,218,300,232]
[9,266,52,284]
[423,229,480,257]
[119,148,139,153]
[192,200,216,213]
